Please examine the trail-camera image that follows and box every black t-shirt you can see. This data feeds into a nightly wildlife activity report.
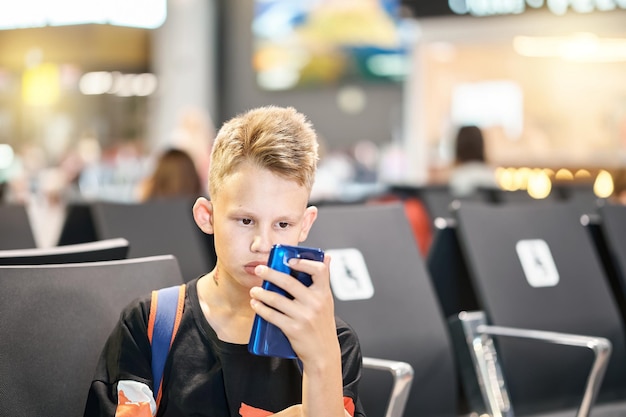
[84,278,366,417]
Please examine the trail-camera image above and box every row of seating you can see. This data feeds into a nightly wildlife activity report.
[1,202,421,417]
[2,197,626,417]
[0,199,216,281]
[389,183,604,223]
[428,200,626,417]
[0,182,601,267]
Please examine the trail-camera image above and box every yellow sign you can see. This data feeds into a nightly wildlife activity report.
[22,63,60,107]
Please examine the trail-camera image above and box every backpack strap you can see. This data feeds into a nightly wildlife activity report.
[147,284,186,408]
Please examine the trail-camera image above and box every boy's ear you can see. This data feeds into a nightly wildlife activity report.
[193,197,215,234]
[298,205,318,242]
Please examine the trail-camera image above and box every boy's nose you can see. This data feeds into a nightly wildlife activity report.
[250,232,273,253]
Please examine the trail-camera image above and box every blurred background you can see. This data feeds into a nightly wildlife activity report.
[1,0,626,246]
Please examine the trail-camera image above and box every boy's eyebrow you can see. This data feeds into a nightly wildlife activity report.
[227,207,301,222]
[226,207,255,218]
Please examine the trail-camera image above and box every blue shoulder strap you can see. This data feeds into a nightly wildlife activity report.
[147,284,186,407]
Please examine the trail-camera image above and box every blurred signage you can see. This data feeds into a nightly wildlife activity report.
[252,0,414,90]
[22,63,60,106]
[0,0,167,29]
[403,0,626,17]
[79,71,158,97]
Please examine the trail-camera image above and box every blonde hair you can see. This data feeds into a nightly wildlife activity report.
[208,106,319,198]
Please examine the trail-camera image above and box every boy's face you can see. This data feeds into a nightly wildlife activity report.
[195,161,317,290]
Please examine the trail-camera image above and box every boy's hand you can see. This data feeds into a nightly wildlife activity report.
[249,255,340,365]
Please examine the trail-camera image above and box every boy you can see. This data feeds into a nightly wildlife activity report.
[83,106,366,417]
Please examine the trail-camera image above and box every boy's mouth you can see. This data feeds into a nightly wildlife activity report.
[244,261,266,275]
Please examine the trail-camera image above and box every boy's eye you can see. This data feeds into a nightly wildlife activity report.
[241,218,252,225]
[278,222,289,229]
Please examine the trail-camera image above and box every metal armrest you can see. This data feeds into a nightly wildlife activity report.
[362,356,414,417]
[451,311,612,417]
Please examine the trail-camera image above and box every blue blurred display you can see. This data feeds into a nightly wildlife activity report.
[252,0,413,90]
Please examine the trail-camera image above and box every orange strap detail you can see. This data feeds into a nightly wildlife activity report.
[147,284,186,411]
[147,291,159,343]
[171,284,185,347]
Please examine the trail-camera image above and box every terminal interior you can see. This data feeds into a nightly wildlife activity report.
[2,1,626,417]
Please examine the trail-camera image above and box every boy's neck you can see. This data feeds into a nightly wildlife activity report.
[197,267,256,343]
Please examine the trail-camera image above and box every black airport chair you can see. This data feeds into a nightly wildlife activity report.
[0,255,185,417]
[446,201,626,417]
[0,203,36,249]
[0,237,129,265]
[305,203,458,417]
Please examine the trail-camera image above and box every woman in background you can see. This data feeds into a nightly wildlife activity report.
[449,125,498,198]
[140,148,203,201]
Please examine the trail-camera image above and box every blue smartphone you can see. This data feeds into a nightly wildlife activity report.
[248,244,325,359]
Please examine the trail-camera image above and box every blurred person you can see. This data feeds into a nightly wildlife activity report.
[448,125,498,197]
[3,143,69,247]
[5,143,47,205]
[170,106,215,195]
[311,149,356,203]
[59,135,102,202]
[0,144,24,204]
[377,141,409,184]
[27,167,69,248]
[351,140,379,183]
[139,147,203,201]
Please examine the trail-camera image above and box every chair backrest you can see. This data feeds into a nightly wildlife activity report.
[0,255,184,417]
[427,217,479,320]
[488,189,551,204]
[0,204,36,249]
[304,203,458,417]
[588,204,626,321]
[453,201,626,415]
[88,199,215,282]
[390,184,457,222]
[595,204,626,289]
[554,183,605,216]
[0,238,129,265]
[57,203,98,245]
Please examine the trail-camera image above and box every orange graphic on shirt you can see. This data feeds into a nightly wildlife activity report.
[239,397,355,417]
[344,397,355,417]
[240,403,273,417]
[115,390,153,417]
